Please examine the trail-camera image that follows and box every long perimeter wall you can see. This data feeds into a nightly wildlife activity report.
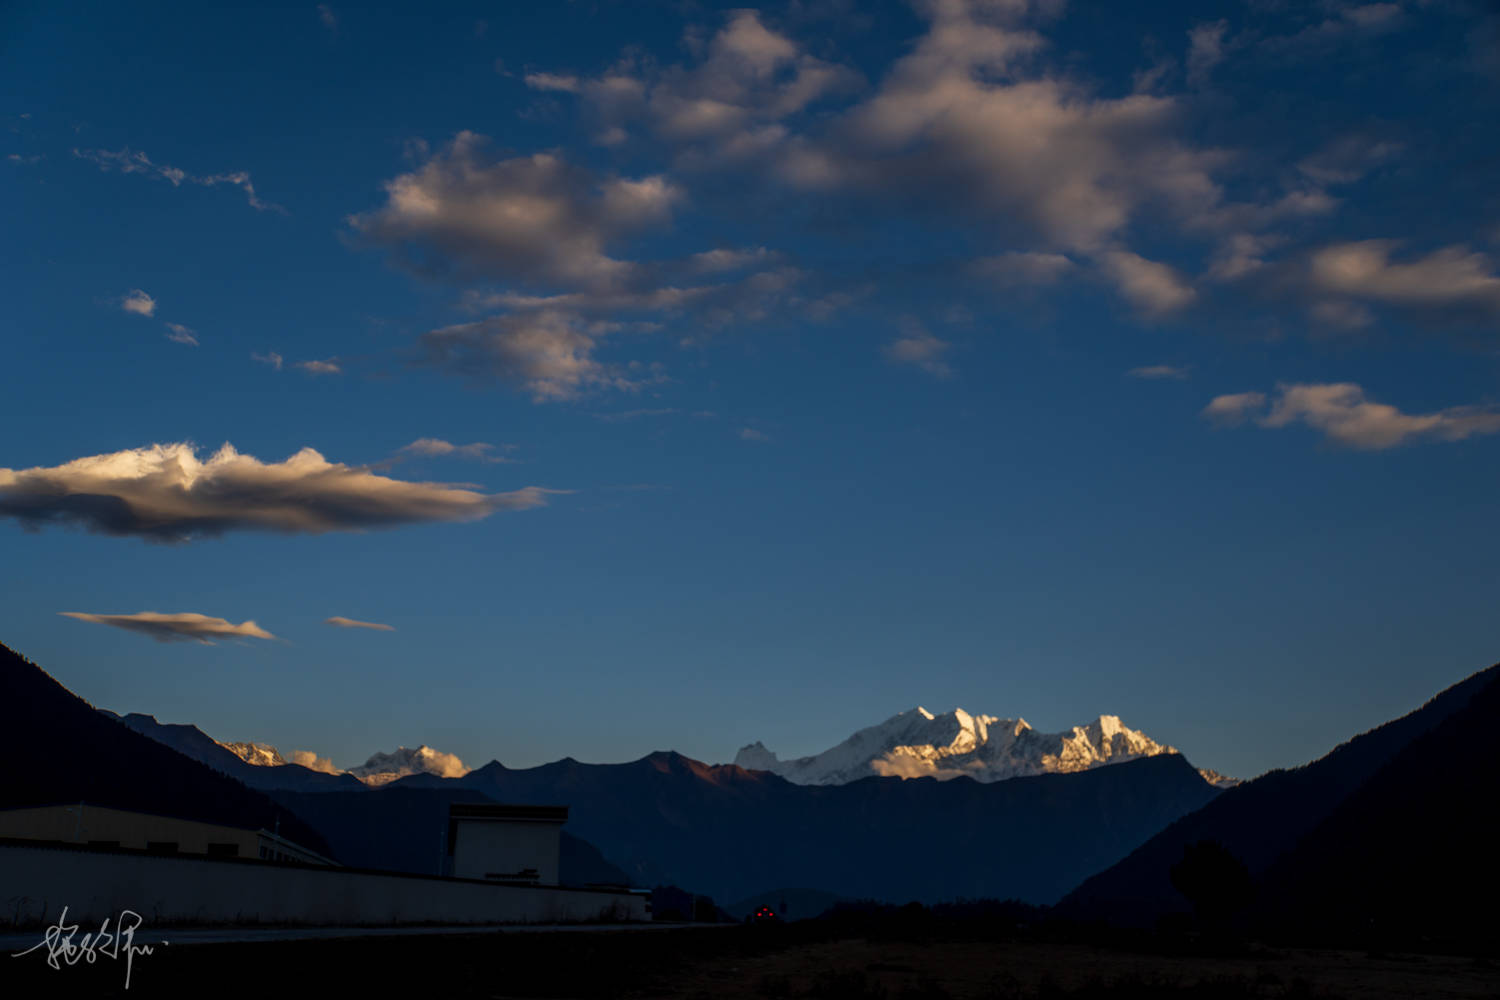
[0,842,646,927]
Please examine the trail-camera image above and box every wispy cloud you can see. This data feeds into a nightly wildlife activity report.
[0,442,558,543]
[1186,19,1229,86]
[883,326,953,377]
[420,309,657,402]
[75,147,283,213]
[1203,383,1500,449]
[59,611,275,644]
[739,427,770,442]
[296,358,342,375]
[395,438,511,462]
[972,252,1075,287]
[592,408,678,422]
[1128,364,1191,380]
[1306,240,1500,320]
[164,323,198,346]
[252,351,284,370]
[325,616,394,632]
[317,4,337,31]
[527,9,859,162]
[120,289,156,317]
[1100,251,1196,317]
[1202,391,1269,426]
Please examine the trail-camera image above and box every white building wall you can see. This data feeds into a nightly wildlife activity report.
[451,820,561,884]
[0,843,646,927]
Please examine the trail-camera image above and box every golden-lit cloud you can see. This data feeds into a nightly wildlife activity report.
[1099,251,1196,317]
[1204,383,1500,449]
[121,289,156,317]
[348,132,679,288]
[325,616,395,631]
[59,611,275,644]
[0,442,556,542]
[1307,240,1500,319]
[292,749,340,773]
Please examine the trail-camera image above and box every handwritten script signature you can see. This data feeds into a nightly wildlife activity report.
[11,906,164,990]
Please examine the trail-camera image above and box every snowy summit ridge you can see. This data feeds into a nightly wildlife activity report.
[218,738,469,786]
[734,707,1235,787]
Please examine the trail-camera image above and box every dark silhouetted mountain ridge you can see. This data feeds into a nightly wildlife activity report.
[0,641,331,857]
[1058,661,1500,928]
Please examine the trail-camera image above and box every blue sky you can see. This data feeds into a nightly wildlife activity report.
[3,0,1498,781]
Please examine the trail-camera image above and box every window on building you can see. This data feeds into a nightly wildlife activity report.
[206,843,239,858]
[146,841,179,854]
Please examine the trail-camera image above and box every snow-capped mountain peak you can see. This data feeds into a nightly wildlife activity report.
[218,741,286,767]
[731,706,1230,786]
[213,736,470,786]
[346,744,469,786]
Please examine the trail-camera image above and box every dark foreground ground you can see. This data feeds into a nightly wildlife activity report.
[6,922,1499,999]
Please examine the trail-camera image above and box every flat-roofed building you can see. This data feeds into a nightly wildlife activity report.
[447,803,567,885]
[0,803,334,865]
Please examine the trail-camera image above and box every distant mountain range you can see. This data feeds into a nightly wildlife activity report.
[103,711,367,792]
[13,633,1495,938]
[0,643,333,856]
[735,706,1238,787]
[108,712,470,789]
[371,750,1221,905]
[99,691,1222,905]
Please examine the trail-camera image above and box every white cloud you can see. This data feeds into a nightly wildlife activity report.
[0,442,555,542]
[1128,364,1190,380]
[972,251,1075,287]
[296,358,342,375]
[420,309,654,402]
[1186,20,1229,86]
[883,328,953,377]
[1207,232,1282,282]
[1307,241,1500,316]
[325,616,395,631]
[739,427,770,442]
[1100,251,1196,316]
[1263,3,1405,52]
[1297,135,1402,186]
[689,247,775,273]
[524,72,580,93]
[59,611,275,644]
[292,749,340,773]
[543,10,859,162]
[780,1,1227,254]
[1205,383,1500,449]
[121,289,156,317]
[253,351,284,370]
[1309,299,1375,330]
[348,133,680,289]
[75,147,282,212]
[1201,391,1268,426]
[164,323,198,346]
[395,438,509,462]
